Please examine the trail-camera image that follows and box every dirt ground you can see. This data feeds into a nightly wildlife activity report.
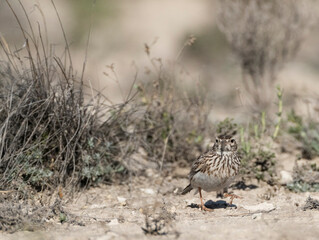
[1,175,318,240]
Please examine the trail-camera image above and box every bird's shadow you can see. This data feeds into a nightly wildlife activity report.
[231,181,258,190]
[187,200,237,210]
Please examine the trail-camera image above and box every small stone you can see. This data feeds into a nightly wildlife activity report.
[140,188,155,195]
[117,196,127,206]
[89,204,107,209]
[145,168,155,177]
[126,125,135,134]
[243,202,276,212]
[170,206,176,213]
[279,170,293,185]
[108,219,119,226]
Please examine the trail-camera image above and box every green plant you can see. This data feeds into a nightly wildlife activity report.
[131,69,212,166]
[287,163,319,192]
[239,126,251,156]
[239,146,276,184]
[216,118,237,136]
[273,85,283,139]
[216,118,277,185]
[287,182,319,193]
[288,110,319,159]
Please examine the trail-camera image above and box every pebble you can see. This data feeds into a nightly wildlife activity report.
[108,219,119,226]
[117,196,127,206]
[243,202,276,212]
[89,204,107,209]
[279,170,293,185]
[140,188,156,195]
[170,206,176,213]
[145,168,155,177]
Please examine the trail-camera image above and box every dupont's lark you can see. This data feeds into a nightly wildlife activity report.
[182,135,241,211]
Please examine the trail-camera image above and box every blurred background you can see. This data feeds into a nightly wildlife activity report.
[1,0,319,120]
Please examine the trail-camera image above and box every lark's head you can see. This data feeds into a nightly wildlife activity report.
[212,134,237,154]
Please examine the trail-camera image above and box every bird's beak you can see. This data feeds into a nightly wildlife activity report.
[221,141,225,158]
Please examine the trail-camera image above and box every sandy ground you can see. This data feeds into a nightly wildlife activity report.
[1,176,318,240]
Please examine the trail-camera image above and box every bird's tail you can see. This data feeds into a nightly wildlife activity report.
[181,184,193,195]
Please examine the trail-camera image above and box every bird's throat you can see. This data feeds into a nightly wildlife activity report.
[217,151,232,157]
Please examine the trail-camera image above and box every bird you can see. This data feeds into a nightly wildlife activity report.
[181,134,241,211]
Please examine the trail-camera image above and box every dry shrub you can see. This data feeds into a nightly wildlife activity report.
[287,162,319,192]
[0,1,213,195]
[0,192,83,232]
[302,196,319,211]
[127,61,212,173]
[0,0,129,193]
[288,110,319,159]
[141,201,178,236]
[217,0,314,108]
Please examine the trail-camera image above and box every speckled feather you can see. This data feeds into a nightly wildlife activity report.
[182,135,240,194]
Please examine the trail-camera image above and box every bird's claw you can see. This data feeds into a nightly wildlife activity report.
[223,193,242,205]
[200,204,214,212]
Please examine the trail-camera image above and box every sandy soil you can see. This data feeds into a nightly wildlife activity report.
[1,175,318,240]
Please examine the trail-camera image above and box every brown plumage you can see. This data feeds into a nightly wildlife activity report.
[182,134,241,211]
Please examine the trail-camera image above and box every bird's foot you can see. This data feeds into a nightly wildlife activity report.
[200,204,214,212]
[223,193,243,205]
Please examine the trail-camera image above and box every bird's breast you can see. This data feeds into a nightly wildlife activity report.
[207,154,240,178]
[191,172,235,192]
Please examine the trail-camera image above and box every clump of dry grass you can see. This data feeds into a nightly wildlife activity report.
[128,61,212,173]
[0,1,213,196]
[287,110,319,159]
[0,192,83,232]
[0,0,130,193]
[287,162,319,192]
[216,117,278,185]
[141,201,178,236]
[302,196,319,211]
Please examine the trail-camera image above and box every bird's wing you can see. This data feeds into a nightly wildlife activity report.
[188,152,213,180]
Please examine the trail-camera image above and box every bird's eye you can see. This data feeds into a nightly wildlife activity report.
[215,139,219,143]
[230,139,235,143]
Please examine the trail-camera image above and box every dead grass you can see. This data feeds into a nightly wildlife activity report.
[0,193,83,233]
[0,1,213,196]
[0,0,131,194]
[302,196,319,211]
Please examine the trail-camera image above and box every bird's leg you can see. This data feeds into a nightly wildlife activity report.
[217,187,228,199]
[198,187,213,212]
[223,193,243,205]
